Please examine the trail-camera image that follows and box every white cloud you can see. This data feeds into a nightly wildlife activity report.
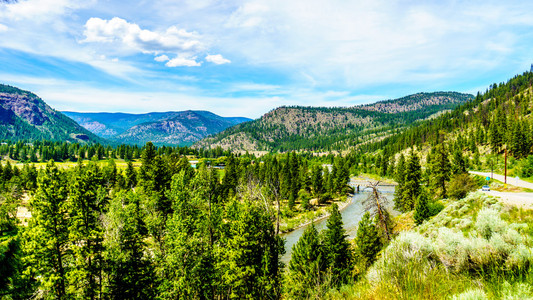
[82,17,206,67]
[0,24,7,32]
[166,56,201,67]
[216,0,533,88]
[154,54,170,62]
[0,0,91,22]
[206,54,231,64]
[83,17,202,52]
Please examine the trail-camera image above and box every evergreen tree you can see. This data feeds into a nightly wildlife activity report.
[393,154,406,210]
[125,161,137,189]
[287,224,323,299]
[428,143,451,198]
[311,165,324,198]
[354,212,382,269]
[398,150,421,212]
[414,191,430,225]
[321,203,351,285]
[68,160,107,299]
[104,191,154,299]
[159,170,217,299]
[217,199,284,299]
[24,161,70,299]
[451,148,467,175]
[222,155,238,198]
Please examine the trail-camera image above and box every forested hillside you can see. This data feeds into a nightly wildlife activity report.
[195,92,472,152]
[371,72,533,158]
[0,84,103,143]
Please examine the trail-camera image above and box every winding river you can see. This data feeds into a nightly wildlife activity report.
[281,185,396,264]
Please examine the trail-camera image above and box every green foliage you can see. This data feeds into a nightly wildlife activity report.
[24,160,70,298]
[520,155,533,178]
[428,143,451,198]
[286,224,323,299]
[217,199,285,299]
[448,174,478,200]
[414,191,431,225]
[322,203,351,285]
[395,150,421,212]
[103,191,154,298]
[68,160,107,298]
[428,201,445,217]
[354,212,382,271]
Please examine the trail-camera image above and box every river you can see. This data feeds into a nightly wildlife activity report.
[281,185,396,264]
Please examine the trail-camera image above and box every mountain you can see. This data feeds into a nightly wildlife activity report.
[195,92,473,152]
[373,72,533,159]
[63,110,252,146]
[0,84,103,143]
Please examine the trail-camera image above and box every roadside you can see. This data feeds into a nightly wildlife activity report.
[470,171,533,209]
[469,171,533,190]
[480,190,533,209]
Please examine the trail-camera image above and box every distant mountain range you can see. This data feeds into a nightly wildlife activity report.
[62,110,251,146]
[195,92,473,152]
[0,84,102,143]
[0,83,472,150]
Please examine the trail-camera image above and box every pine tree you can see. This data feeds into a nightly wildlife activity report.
[217,199,284,299]
[125,161,137,189]
[321,203,351,285]
[287,224,323,299]
[68,160,107,299]
[104,191,154,298]
[451,148,467,175]
[354,212,382,269]
[414,191,430,225]
[393,154,406,211]
[399,150,421,212]
[222,154,238,198]
[23,160,70,298]
[428,143,451,198]
[311,165,323,198]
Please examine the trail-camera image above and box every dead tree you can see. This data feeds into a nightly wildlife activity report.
[362,181,391,241]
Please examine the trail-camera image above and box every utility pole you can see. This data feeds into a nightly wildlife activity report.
[504,147,507,184]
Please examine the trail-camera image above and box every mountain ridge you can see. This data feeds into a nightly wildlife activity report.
[195,91,473,152]
[63,110,252,146]
[0,84,103,143]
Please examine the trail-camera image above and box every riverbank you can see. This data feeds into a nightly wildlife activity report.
[279,195,353,234]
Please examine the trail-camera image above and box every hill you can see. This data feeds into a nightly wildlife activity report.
[195,92,473,152]
[0,84,103,143]
[63,110,251,146]
[373,71,533,160]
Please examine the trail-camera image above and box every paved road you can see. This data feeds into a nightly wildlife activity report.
[470,171,533,209]
[469,171,533,190]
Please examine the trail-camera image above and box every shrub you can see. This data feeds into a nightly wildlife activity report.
[475,208,506,239]
[520,155,533,178]
[298,189,311,210]
[448,174,478,200]
[428,201,445,217]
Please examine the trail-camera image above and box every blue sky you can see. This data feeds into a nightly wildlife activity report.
[1,0,533,118]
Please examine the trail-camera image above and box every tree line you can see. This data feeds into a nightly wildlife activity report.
[0,142,358,299]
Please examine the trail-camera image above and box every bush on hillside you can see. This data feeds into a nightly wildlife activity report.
[520,155,533,178]
[447,174,478,200]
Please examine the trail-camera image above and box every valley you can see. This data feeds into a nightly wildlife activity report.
[1,58,533,300]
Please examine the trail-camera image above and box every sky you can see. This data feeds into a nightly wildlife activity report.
[1,0,533,118]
